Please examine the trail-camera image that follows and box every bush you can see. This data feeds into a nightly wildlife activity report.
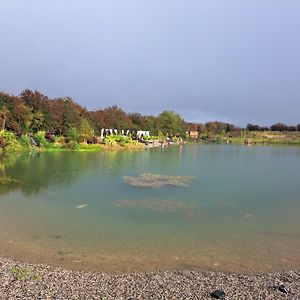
[0,130,26,152]
[5,139,25,152]
[0,130,16,142]
[63,141,79,150]
[34,131,51,148]
[104,135,117,146]
[18,135,31,148]
[0,137,7,149]
[55,136,65,144]
[45,132,55,142]
[66,127,80,143]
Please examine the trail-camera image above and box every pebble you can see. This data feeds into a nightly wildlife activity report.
[0,257,299,299]
[278,284,289,294]
[210,289,225,299]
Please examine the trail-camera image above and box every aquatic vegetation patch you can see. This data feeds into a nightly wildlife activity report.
[113,198,201,216]
[123,173,195,188]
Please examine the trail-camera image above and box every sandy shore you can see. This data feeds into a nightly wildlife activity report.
[0,257,299,299]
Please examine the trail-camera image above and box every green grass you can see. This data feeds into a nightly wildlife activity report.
[78,143,104,151]
[9,267,41,281]
[201,131,300,146]
[0,130,144,153]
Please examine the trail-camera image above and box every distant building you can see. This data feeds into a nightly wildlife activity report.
[188,131,199,141]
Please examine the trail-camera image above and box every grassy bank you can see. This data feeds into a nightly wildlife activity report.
[0,130,144,154]
[200,131,300,146]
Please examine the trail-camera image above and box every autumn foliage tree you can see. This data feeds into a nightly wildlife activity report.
[0,90,299,140]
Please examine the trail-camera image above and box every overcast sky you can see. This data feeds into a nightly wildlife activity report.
[0,1,299,126]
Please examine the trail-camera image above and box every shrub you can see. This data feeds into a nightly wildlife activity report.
[104,135,116,146]
[0,137,7,149]
[45,132,55,142]
[63,141,79,150]
[55,136,65,144]
[0,130,25,152]
[34,131,51,148]
[0,130,16,142]
[18,135,31,148]
[66,127,80,143]
[5,139,24,152]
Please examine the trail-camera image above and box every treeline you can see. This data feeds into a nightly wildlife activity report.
[247,123,300,132]
[0,90,299,140]
[0,90,188,139]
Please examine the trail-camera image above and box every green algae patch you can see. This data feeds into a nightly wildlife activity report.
[114,198,195,212]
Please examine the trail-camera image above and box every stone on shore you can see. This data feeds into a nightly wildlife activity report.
[0,257,299,300]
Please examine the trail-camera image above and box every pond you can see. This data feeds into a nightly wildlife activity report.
[0,144,300,273]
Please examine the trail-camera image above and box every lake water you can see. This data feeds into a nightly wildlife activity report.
[0,144,300,273]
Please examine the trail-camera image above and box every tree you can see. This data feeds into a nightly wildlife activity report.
[66,127,80,143]
[288,126,296,131]
[158,110,186,136]
[46,99,65,134]
[0,106,9,131]
[270,123,289,131]
[226,123,240,133]
[198,124,207,134]
[103,106,133,129]
[79,118,94,142]
[247,123,260,131]
[20,89,48,111]
[129,113,147,130]
[13,100,33,132]
[260,126,269,131]
[61,98,82,135]
[31,111,45,133]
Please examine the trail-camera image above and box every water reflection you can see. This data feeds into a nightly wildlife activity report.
[0,151,151,196]
[0,145,300,272]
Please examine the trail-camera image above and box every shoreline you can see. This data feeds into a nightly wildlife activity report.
[1,257,299,299]
[1,139,300,156]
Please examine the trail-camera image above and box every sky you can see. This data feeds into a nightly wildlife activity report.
[0,0,299,126]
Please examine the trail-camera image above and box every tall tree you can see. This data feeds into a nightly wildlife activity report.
[0,106,9,131]
[158,111,186,136]
[13,99,33,132]
[31,111,45,133]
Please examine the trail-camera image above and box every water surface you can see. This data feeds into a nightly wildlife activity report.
[0,144,300,273]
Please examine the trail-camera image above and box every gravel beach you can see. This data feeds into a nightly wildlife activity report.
[0,257,299,299]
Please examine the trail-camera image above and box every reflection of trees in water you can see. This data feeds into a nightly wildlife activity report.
[0,151,147,196]
[1,152,103,195]
[0,154,22,195]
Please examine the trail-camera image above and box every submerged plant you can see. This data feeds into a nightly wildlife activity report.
[113,197,203,220]
[114,198,192,212]
[123,173,194,188]
[9,267,41,281]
